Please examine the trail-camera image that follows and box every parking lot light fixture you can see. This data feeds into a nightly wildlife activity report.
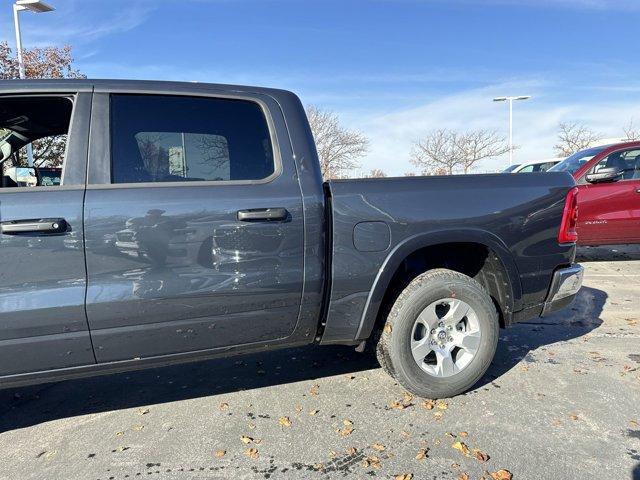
[12,0,55,167]
[493,95,532,166]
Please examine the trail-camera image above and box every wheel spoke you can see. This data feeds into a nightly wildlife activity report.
[416,302,439,328]
[411,338,433,364]
[444,299,470,325]
[454,330,481,353]
[435,350,455,376]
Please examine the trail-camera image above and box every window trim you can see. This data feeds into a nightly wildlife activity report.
[90,91,283,189]
[0,92,89,193]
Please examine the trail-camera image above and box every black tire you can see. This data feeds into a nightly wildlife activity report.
[375,268,499,398]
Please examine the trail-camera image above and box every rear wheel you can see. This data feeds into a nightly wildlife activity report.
[375,268,499,398]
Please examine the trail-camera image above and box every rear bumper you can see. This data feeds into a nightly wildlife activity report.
[540,264,584,316]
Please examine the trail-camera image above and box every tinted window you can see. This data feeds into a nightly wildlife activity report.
[549,146,608,175]
[0,96,71,188]
[111,95,275,184]
[590,148,640,181]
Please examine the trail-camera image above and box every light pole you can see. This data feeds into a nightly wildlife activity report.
[12,0,55,166]
[493,95,531,166]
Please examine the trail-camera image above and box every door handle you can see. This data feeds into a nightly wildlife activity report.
[237,208,289,222]
[0,218,67,234]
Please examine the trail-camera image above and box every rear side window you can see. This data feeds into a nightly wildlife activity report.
[110,94,275,184]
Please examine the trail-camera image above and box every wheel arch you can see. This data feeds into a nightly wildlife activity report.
[354,229,522,342]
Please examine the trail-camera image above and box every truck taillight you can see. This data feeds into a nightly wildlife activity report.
[558,187,579,244]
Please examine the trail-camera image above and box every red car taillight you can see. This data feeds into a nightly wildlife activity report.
[558,187,579,244]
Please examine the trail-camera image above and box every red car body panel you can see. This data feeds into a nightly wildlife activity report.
[570,141,640,246]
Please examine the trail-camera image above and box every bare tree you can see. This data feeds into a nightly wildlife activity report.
[553,122,602,157]
[458,130,510,173]
[404,171,416,177]
[0,41,85,168]
[411,129,508,175]
[365,168,387,178]
[623,119,640,141]
[410,129,462,175]
[305,105,369,179]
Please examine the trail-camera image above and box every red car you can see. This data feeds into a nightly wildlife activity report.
[549,141,640,245]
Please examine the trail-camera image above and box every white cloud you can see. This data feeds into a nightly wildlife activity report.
[346,82,640,176]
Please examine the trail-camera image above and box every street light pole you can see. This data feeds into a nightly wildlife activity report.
[11,0,55,167]
[493,95,531,166]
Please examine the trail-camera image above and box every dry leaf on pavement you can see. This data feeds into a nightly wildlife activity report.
[452,441,470,456]
[415,448,429,460]
[279,416,292,427]
[219,402,229,411]
[394,474,413,480]
[372,443,386,452]
[214,450,226,457]
[310,384,320,396]
[472,448,490,462]
[490,469,513,480]
[422,399,436,410]
[362,455,381,469]
[240,435,254,444]
[244,448,259,459]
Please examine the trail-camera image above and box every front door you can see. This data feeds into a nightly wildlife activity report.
[84,91,304,362]
[0,91,94,376]
[577,147,640,245]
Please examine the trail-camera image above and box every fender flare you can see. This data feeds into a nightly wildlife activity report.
[354,228,522,341]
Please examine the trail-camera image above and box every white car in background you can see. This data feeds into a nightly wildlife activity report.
[503,159,561,173]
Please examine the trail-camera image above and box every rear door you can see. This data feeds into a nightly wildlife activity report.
[0,90,94,376]
[84,90,304,362]
[577,147,640,245]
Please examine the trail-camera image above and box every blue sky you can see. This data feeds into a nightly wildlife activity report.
[3,0,640,174]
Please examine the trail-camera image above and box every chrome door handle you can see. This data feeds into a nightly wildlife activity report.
[0,218,67,234]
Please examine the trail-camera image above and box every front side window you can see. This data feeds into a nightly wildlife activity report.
[0,96,72,188]
[549,146,608,175]
[110,95,275,184]
[589,148,640,181]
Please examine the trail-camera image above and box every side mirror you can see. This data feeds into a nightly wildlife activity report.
[585,167,622,184]
[2,166,38,187]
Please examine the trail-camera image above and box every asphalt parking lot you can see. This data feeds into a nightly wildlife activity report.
[1,246,639,480]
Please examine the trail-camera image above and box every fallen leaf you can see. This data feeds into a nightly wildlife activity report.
[631,419,639,427]
[313,463,324,471]
[339,426,354,437]
[115,446,129,452]
[279,416,292,427]
[343,419,354,426]
[116,431,124,437]
[346,447,357,455]
[383,323,393,333]
[248,423,256,430]
[137,408,150,415]
[219,402,229,411]
[362,455,381,469]
[394,474,413,480]
[244,448,259,459]
[452,441,470,457]
[309,409,319,416]
[472,448,490,462]
[436,400,448,410]
[415,448,428,460]
[490,469,513,480]
[458,474,470,480]
[459,431,468,437]
[214,450,226,457]
[433,411,444,420]
[422,399,436,410]
[570,414,579,421]
[295,405,303,413]
[310,384,320,396]
[132,424,144,431]
[240,435,254,444]
[372,443,386,452]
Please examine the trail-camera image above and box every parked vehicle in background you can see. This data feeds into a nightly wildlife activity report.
[0,79,583,398]
[550,141,640,245]
[502,159,560,173]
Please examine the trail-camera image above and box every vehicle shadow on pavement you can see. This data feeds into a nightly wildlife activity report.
[475,286,606,391]
[0,287,605,434]
[577,244,640,262]
[0,344,380,434]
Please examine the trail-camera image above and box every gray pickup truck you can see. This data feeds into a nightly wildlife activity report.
[0,79,583,398]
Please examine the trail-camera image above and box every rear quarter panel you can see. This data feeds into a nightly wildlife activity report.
[322,172,576,344]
